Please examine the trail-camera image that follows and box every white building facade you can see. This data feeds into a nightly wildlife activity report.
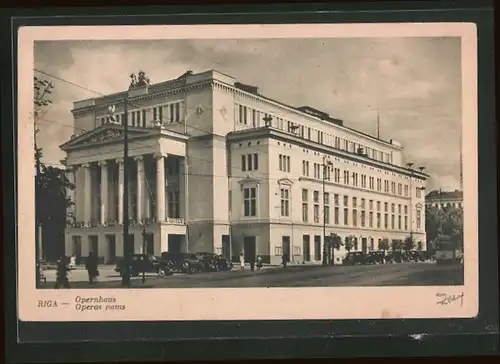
[62,70,427,265]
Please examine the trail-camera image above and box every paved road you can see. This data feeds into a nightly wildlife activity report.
[41,262,464,289]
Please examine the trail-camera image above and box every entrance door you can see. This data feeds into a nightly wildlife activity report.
[302,235,310,262]
[168,234,182,253]
[126,234,135,256]
[282,236,291,262]
[362,238,368,254]
[243,236,256,263]
[106,235,116,264]
[89,235,98,254]
[222,235,231,260]
[314,235,321,261]
[146,233,154,255]
[72,236,82,264]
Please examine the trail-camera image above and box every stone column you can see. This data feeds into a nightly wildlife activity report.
[99,160,108,225]
[178,158,186,219]
[155,153,166,222]
[117,158,124,224]
[82,163,91,224]
[135,155,144,222]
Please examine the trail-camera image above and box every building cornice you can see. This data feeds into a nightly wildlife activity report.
[72,80,214,117]
[212,80,402,150]
[228,127,429,180]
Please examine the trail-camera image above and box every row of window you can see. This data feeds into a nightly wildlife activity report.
[241,154,259,172]
[234,102,394,165]
[97,101,184,128]
[301,161,423,198]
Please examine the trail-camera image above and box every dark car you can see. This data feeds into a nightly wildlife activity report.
[386,251,405,263]
[364,251,385,265]
[196,252,234,272]
[342,252,365,265]
[160,252,204,274]
[114,254,165,277]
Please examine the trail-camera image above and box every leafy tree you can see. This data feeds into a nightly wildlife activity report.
[34,76,75,261]
[344,235,356,253]
[378,238,390,253]
[403,235,415,251]
[425,205,463,250]
[327,233,343,265]
[391,239,403,252]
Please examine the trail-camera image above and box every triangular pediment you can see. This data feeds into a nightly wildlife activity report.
[60,123,154,151]
[238,175,261,185]
[277,177,293,186]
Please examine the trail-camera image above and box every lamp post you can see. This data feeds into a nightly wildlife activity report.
[322,156,333,265]
[109,89,130,287]
[141,228,146,284]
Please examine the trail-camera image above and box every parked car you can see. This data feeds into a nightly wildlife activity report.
[342,252,365,265]
[196,252,234,272]
[114,254,166,277]
[160,252,204,274]
[386,251,405,263]
[364,251,385,265]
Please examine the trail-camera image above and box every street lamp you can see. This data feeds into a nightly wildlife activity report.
[322,156,333,265]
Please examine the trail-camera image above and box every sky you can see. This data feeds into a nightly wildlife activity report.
[34,37,463,191]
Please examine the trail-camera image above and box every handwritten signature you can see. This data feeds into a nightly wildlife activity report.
[436,292,464,307]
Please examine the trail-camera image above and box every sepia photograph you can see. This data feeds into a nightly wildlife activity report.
[17,23,478,322]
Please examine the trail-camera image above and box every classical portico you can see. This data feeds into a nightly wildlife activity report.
[62,123,189,263]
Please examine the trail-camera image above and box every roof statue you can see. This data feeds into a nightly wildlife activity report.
[129,70,150,89]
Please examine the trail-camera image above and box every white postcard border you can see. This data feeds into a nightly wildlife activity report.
[17,23,478,322]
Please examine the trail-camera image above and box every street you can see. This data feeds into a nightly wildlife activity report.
[41,262,464,289]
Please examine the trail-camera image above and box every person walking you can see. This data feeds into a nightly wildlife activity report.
[239,252,245,272]
[85,252,99,284]
[282,253,288,268]
[54,257,71,289]
[256,255,263,271]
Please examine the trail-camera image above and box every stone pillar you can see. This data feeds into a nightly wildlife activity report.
[135,156,144,222]
[179,158,186,219]
[155,153,166,222]
[99,160,108,225]
[82,163,92,224]
[117,158,124,224]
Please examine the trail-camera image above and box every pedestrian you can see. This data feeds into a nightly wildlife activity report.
[69,254,76,270]
[282,253,288,268]
[250,257,255,272]
[54,257,71,289]
[85,252,99,284]
[239,252,245,272]
[256,255,263,271]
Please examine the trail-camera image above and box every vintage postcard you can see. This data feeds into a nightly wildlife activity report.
[17,23,478,322]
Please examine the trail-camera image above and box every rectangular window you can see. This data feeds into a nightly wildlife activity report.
[404,205,408,215]
[391,182,396,194]
[360,211,366,227]
[369,200,373,210]
[398,183,402,196]
[404,216,408,230]
[170,104,175,123]
[279,155,283,171]
[302,189,308,222]
[343,208,349,225]
[243,187,257,217]
[377,178,382,191]
[334,194,340,206]
[334,207,339,225]
[241,155,246,171]
[352,210,358,226]
[391,214,395,229]
[384,213,388,229]
[384,202,388,212]
[324,192,330,224]
[361,198,366,209]
[280,188,290,217]
[404,184,409,197]
[398,215,402,230]
[247,154,253,171]
[344,195,349,206]
[313,191,319,203]
[377,201,381,211]
[369,211,373,228]
[376,213,381,228]
[175,102,180,122]
[417,210,421,229]
[391,203,395,213]
[253,154,259,170]
[398,204,402,214]
[252,109,257,127]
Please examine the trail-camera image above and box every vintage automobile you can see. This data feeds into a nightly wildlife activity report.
[196,252,234,272]
[364,251,386,265]
[114,254,166,277]
[160,252,204,274]
[342,251,365,265]
[385,251,405,263]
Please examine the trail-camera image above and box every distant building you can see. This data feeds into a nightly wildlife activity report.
[425,189,463,210]
[61,69,428,265]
